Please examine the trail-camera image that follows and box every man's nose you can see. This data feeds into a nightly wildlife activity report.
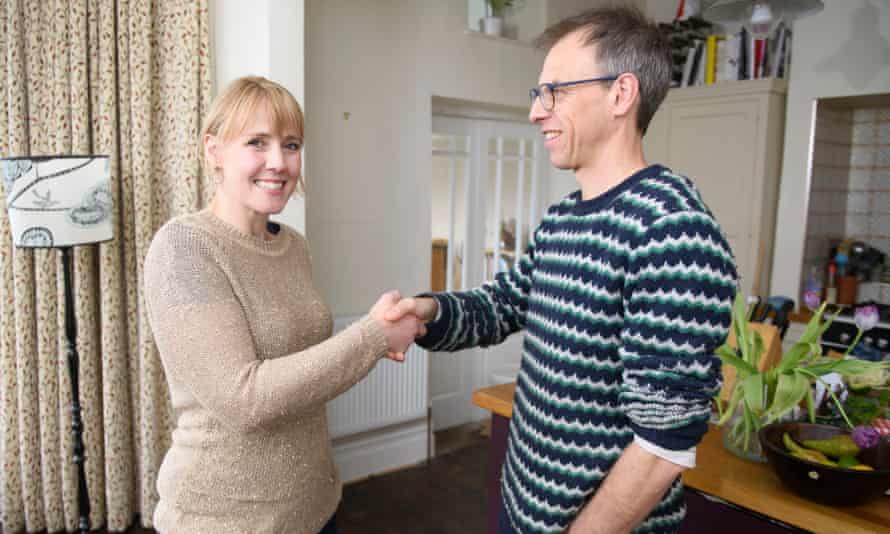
[529,95,548,123]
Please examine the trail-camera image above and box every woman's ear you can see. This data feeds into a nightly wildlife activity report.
[204,134,220,170]
[610,72,640,121]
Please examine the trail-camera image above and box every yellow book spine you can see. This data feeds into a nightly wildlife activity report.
[705,35,721,85]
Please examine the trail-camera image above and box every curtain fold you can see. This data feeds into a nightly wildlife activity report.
[0,1,212,531]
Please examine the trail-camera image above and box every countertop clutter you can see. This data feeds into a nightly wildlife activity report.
[472,383,890,534]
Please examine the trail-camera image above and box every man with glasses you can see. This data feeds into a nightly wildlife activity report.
[388,6,736,533]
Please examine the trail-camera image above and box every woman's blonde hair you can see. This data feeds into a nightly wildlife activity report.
[200,76,305,192]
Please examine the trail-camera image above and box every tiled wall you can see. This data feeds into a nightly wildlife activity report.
[803,105,890,301]
[804,107,852,273]
[848,108,890,255]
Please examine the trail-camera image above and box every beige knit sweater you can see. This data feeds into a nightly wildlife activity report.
[144,209,388,534]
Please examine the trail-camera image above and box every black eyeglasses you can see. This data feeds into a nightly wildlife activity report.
[529,75,619,111]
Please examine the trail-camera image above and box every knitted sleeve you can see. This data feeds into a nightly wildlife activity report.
[417,233,538,352]
[618,210,737,450]
[143,223,388,432]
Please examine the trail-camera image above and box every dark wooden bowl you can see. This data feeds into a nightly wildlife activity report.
[759,422,890,506]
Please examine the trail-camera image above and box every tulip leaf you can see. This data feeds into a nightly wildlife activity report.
[798,301,831,343]
[717,347,757,377]
[743,404,756,448]
[808,342,823,359]
[764,371,809,424]
[776,341,811,374]
[732,293,749,359]
[804,387,816,423]
[804,358,890,377]
[750,330,765,369]
[718,382,745,426]
[815,309,841,339]
[742,373,764,413]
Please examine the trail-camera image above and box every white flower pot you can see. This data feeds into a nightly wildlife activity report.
[482,16,503,37]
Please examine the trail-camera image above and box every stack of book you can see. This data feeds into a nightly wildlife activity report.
[659,17,714,88]
[679,23,792,87]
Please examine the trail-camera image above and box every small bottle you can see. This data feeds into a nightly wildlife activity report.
[805,265,823,308]
[835,253,848,277]
[825,261,837,305]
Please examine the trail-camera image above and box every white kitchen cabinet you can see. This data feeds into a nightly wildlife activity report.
[643,78,788,299]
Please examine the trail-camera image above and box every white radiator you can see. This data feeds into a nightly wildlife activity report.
[326,316,429,439]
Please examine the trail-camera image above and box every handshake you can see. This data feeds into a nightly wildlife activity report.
[369,290,438,362]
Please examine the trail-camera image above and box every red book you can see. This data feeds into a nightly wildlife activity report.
[753,38,765,78]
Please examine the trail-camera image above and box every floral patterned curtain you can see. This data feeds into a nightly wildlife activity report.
[0,0,212,531]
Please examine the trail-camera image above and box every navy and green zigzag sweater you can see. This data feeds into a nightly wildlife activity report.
[418,165,737,533]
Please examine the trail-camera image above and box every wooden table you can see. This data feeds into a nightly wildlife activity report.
[472,383,890,534]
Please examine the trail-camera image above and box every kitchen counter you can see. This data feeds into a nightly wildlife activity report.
[472,383,890,534]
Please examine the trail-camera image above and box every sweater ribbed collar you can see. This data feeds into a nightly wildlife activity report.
[569,164,665,215]
[196,208,291,256]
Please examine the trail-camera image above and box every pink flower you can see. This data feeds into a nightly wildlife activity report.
[854,305,879,332]
[852,426,880,449]
[803,290,821,311]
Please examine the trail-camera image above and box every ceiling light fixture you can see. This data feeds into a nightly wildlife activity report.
[703,0,824,39]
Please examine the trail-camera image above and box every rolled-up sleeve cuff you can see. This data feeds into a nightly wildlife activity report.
[629,417,709,451]
[635,435,696,468]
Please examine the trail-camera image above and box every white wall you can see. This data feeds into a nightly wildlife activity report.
[645,0,677,23]
[508,1,548,42]
[547,0,647,25]
[210,0,305,232]
[305,0,545,316]
[770,1,890,299]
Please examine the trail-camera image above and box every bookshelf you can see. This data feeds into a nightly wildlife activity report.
[643,78,788,299]
[662,16,791,88]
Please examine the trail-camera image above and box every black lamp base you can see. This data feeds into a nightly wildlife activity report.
[62,246,91,533]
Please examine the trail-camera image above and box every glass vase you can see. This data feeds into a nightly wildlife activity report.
[721,403,766,463]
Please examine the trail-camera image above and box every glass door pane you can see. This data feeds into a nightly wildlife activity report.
[483,133,537,281]
[431,132,469,291]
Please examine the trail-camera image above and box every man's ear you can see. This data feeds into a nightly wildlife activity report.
[610,72,640,121]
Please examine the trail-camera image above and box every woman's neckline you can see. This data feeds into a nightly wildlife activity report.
[198,208,290,255]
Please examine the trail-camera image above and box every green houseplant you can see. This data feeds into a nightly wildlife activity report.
[715,291,889,460]
[487,0,514,17]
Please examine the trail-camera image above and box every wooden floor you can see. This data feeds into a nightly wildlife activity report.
[339,423,488,534]
[0,424,489,534]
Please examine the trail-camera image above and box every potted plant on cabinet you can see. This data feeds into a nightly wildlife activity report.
[715,291,889,461]
[483,0,513,37]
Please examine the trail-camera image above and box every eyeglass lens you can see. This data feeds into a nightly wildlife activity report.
[530,85,554,111]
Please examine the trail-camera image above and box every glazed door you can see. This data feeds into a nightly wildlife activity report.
[429,116,546,430]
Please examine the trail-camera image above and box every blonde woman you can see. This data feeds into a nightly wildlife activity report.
[144,76,423,534]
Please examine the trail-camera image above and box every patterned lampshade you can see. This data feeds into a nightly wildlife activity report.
[1,155,113,248]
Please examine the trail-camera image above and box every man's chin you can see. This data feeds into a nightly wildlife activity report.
[550,158,574,171]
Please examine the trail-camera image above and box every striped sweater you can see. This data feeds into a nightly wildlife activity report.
[418,165,737,533]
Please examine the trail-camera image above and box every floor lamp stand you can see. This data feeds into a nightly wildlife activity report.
[61,246,91,533]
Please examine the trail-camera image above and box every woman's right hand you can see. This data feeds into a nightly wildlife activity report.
[369,291,427,362]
